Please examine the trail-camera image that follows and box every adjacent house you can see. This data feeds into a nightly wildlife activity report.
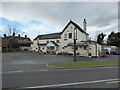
[31,32,61,54]
[31,19,103,57]
[1,33,32,52]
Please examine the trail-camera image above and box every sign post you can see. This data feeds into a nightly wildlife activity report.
[73,28,77,62]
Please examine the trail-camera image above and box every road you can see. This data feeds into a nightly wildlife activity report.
[2,52,119,89]
[2,66,119,89]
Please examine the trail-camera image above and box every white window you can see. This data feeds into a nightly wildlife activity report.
[47,46,55,50]
[64,34,67,40]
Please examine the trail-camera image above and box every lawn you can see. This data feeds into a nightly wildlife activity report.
[48,61,120,67]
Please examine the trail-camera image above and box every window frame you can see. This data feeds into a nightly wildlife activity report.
[68,33,72,39]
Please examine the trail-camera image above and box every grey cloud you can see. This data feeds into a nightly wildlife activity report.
[2,2,118,35]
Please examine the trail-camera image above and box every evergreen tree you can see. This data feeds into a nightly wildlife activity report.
[107,32,120,47]
[97,33,106,45]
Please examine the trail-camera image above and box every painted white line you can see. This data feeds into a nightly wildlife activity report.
[100,66,118,69]
[46,64,55,68]
[106,80,120,84]
[100,67,114,69]
[19,78,118,89]
[60,66,118,71]
[3,70,23,73]
[39,70,48,72]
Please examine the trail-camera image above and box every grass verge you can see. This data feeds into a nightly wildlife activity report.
[48,61,120,67]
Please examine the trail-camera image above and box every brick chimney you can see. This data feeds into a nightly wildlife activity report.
[25,35,27,38]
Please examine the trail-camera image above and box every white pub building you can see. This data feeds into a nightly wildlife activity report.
[31,19,103,57]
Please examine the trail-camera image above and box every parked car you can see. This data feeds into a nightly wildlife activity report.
[104,49,109,55]
[110,48,120,55]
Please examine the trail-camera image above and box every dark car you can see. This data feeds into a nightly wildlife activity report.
[104,49,109,55]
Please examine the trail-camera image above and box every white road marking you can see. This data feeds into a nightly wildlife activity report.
[60,66,118,71]
[18,78,118,89]
[100,66,118,69]
[39,70,48,72]
[106,80,120,84]
[3,70,23,73]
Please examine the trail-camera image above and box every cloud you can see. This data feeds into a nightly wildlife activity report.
[0,17,25,29]
[0,17,59,39]
[1,2,118,40]
[2,2,117,27]
[87,20,118,41]
[21,20,58,40]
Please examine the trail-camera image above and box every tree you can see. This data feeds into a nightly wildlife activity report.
[0,24,26,52]
[107,32,120,47]
[97,33,106,45]
[0,24,21,37]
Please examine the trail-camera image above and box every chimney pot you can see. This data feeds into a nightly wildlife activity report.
[4,34,6,37]
[25,35,27,38]
[18,34,20,37]
[13,32,15,36]
[83,18,87,31]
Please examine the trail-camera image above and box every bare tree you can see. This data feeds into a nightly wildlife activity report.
[0,24,21,37]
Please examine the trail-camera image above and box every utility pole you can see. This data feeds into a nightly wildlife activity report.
[73,28,77,62]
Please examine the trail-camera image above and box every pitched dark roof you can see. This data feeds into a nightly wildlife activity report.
[34,20,89,40]
[50,41,59,46]
[61,20,89,35]
[2,36,31,44]
[34,32,61,40]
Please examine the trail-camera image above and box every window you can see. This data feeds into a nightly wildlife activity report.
[72,47,78,50]
[47,46,55,50]
[56,40,59,43]
[46,41,49,43]
[64,34,67,40]
[76,47,78,50]
[56,47,58,50]
[84,46,86,50]
[69,33,72,39]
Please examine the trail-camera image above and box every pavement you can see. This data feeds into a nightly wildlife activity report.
[1,52,119,89]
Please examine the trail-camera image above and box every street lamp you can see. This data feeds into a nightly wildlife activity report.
[73,27,77,62]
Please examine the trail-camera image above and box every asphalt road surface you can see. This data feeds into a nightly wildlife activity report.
[2,52,119,89]
[2,66,119,89]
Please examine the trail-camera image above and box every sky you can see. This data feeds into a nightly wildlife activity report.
[0,1,118,41]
